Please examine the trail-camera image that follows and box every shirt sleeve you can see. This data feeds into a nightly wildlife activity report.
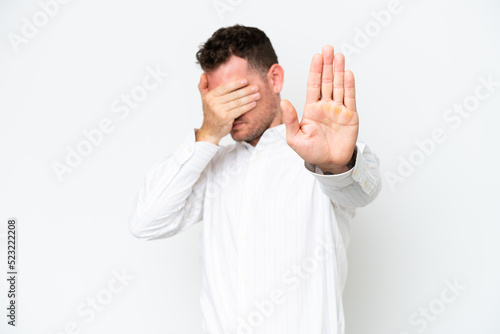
[304,142,382,208]
[128,129,220,240]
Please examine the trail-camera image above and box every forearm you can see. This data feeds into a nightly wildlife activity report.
[129,130,219,240]
[305,143,382,208]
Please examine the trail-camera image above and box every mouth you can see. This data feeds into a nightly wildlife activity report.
[232,121,245,130]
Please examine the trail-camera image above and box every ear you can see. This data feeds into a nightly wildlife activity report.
[266,64,284,94]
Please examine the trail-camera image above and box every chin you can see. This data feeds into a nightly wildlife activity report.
[231,121,268,143]
[230,132,246,142]
[230,127,252,142]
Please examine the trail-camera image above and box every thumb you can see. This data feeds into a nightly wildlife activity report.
[281,99,300,140]
[198,73,209,97]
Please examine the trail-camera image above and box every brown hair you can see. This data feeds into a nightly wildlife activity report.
[196,24,278,77]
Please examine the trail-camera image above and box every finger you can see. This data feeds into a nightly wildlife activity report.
[212,77,248,97]
[224,91,260,112]
[306,53,323,104]
[333,53,345,104]
[198,73,209,97]
[281,99,300,141]
[219,84,259,104]
[344,70,356,112]
[321,45,334,102]
[227,99,257,119]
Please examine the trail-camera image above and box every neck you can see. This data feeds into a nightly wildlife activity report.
[247,114,284,147]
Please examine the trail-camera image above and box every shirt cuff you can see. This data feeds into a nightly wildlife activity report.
[173,128,220,172]
[304,143,374,194]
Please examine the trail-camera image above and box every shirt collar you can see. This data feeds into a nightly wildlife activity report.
[239,123,286,151]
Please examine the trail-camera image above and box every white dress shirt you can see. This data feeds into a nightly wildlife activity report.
[129,123,382,334]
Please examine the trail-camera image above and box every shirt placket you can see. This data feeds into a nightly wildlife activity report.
[236,146,261,321]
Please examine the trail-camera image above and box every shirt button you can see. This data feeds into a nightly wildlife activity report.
[244,234,248,239]
[188,147,194,153]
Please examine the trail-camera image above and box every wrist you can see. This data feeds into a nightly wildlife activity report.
[318,164,349,175]
[195,128,221,145]
[317,146,357,175]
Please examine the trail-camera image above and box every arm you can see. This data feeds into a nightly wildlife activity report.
[282,45,381,207]
[305,142,382,208]
[129,74,260,240]
[128,130,219,240]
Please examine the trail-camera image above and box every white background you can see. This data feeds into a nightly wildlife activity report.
[1,0,499,333]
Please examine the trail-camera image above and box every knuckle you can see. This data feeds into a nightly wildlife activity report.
[243,102,255,111]
[226,100,235,110]
[230,99,242,109]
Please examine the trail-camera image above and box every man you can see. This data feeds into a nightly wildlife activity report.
[129,24,382,334]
